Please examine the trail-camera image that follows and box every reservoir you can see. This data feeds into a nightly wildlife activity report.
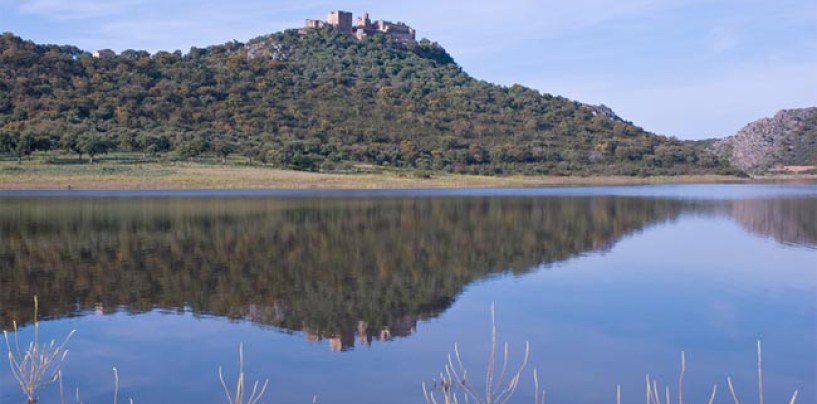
[1,184,815,403]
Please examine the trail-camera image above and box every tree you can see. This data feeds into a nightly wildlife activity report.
[137,133,171,159]
[77,131,114,163]
[241,141,264,164]
[10,130,36,163]
[290,151,320,171]
[0,129,13,154]
[174,134,207,160]
[212,135,237,164]
[60,122,91,160]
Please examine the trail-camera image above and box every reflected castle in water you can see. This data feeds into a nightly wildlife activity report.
[1,195,814,351]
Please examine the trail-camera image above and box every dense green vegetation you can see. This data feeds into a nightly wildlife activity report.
[0,29,734,176]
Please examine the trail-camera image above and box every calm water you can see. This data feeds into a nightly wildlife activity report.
[1,184,815,403]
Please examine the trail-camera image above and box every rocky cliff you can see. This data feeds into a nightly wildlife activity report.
[712,108,817,173]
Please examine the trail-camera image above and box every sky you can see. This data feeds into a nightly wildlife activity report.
[1,0,815,139]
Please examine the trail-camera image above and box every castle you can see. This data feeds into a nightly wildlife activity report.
[302,10,416,42]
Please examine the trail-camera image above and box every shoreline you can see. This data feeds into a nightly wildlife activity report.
[1,162,815,191]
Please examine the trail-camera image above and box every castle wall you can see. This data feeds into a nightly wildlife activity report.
[327,10,353,35]
[304,10,415,42]
[374,20,416,41]
[304,19,325,29]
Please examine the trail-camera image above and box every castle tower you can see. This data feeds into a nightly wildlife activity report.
[356,12,371,28]
[327,10,353,35]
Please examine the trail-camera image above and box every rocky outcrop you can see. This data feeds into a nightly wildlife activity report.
[581,103,631,124]
[244,37,289,62]
[712,108,817,173]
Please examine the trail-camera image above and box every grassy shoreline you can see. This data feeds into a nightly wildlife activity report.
[1,160,814,190]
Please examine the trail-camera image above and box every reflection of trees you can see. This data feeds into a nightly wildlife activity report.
[0,196,683,349]
[724,198,817,248]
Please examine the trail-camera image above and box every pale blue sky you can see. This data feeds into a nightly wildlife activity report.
[1,0,815,139]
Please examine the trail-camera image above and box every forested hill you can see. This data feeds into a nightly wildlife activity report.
[0,29,733,175]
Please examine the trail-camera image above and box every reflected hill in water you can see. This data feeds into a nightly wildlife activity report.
[0,196,683,348]
[1,195,813,350]
[722,198,817,248]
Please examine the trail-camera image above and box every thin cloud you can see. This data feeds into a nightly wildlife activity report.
[709,25,740,53]
[86,16,305,53]
[17,0,146,20]
[48,1,325,52]
[390,0,696,44]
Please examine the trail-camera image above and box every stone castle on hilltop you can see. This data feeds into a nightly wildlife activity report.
[301,10,416,42]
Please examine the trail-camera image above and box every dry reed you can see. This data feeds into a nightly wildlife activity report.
[642,340,798,404]
[3,296,76,403]
[218,343,269,404]
[422,307,800,404]
[423,305,530,404]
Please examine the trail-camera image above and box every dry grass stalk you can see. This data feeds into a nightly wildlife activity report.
[678,351,685,404]
[653,380,660,403]
[724,340,798,404]
[423,305,530,404]
[3,296,76,403]
[645,374,668,404]
[422,367,459,404]
[218,343,269,404]
[56,364,132,404]
[58,370,65,403]
[643,342,807,404]
[423,313,800,404]
[727,376,739,404]
[708,384,718,404]
[532,368,546,404]
[113,367,120,404]
[646,375,651,404]
[757,341,763,404]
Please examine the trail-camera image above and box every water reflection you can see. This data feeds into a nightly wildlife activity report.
[0,194,814,351]
[722,198,817,248]
[1,196,687,348]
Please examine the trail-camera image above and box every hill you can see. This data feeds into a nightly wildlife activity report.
[711,108,817,173]
[0,28,733,176]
